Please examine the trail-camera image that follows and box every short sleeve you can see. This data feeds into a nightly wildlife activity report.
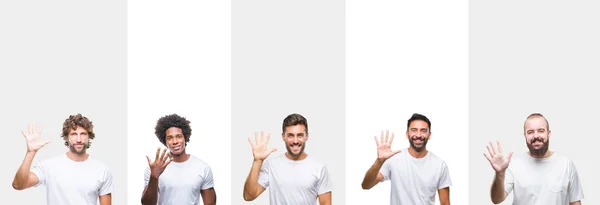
[437,161,452,189]
[379,159,391,182]
[30,160,48,187]
[317,166,333,195]
[201,166,215,190]
[143,166,151,187]
[504,167,515,194]
[99,168,114,196]
[257,160,270,189]
[567,160,584,202]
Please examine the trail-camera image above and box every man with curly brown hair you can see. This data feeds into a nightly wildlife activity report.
[141,113,216,205]
[12,114,113,205]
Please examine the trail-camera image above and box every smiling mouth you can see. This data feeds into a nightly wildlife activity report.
[290,144,301,151]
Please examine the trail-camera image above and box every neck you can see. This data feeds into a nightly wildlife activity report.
[171,150,190,163]
[408,146,428,158]
[529,150,553,159]
[285,152,308,161]
[66,150,88,162]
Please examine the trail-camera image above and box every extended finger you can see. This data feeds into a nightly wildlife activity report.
[390,132,395,144]
[391,149,401,157]
[155,147,160,161]
[483,151,492,162]
[248,137,254,148]
[386,130,391,143]
[488,141,497,155]
[159,148,167,162]
[38,124,43,135]
[28,123,32,135]
[266,133,271,144]
[254,132,259,145]
[163,156,172,168]
[374,136,380,146]
[260,131,265,144]
[486,144,495,158]
[497,141,503,153]
[380,131,384,145]
[146,156,152,165]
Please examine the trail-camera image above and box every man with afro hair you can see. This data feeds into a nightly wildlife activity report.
[141,114,216,205]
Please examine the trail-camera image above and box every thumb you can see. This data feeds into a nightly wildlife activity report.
[269,148,277,154]
[507,152,513,160]
[146,156,152,165]
[42,140,51,146]
[388,150,401,158]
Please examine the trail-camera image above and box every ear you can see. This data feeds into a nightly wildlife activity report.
[548,130,551,138]
[406,131,409,139]
[281,133,285,140]
[427,131,432,140]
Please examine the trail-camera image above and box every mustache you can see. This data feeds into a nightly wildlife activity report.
[531,137,545,143]
[411,137,426,141]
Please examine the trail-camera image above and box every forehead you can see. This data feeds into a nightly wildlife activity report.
[166,127,183,135]
[409,120,429,129]
[284,124,306,134]
[68,126,88,133]
[525,117,548,130]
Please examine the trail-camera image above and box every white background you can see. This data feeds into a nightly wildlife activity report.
[128,0,231,204]
[346,0,469,205]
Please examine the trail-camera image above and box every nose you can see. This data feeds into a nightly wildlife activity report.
[75,134,83,143]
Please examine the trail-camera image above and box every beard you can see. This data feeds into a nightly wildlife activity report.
[285,142,305,157]
[68,141,88,155]
[408,136,428,152]
[527,137,549,157]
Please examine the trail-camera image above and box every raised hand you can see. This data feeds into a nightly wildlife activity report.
[146,148,172,178]
[22,122,51,152]
[375,130,401,160]
[484,141,513,173]
[248,131,277,161]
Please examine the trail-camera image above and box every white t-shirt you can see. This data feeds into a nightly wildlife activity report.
[379,149,452,205]
[144,155,214,205]
[504,152,584,205]
[258,154,333,205]
[30,154,113,205]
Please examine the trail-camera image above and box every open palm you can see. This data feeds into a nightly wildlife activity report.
[248,131,277,161]
[484,141,512,172]
[22,123,50,152]
[375,130,401,160]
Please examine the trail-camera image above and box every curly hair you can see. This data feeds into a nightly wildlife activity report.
[155,114,192,146]
[61,114,95,147]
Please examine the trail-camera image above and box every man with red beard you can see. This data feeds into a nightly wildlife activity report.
[141,114,216,205]
[361,113,451,205]
[12,114,113,205]
[243,113,332,205]
[485,113,584,205]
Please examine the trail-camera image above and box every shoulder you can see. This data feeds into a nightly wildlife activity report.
[426,151,450,169]
[188,155,213,170]
[307,156,326,167]
[86,156,112,172]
